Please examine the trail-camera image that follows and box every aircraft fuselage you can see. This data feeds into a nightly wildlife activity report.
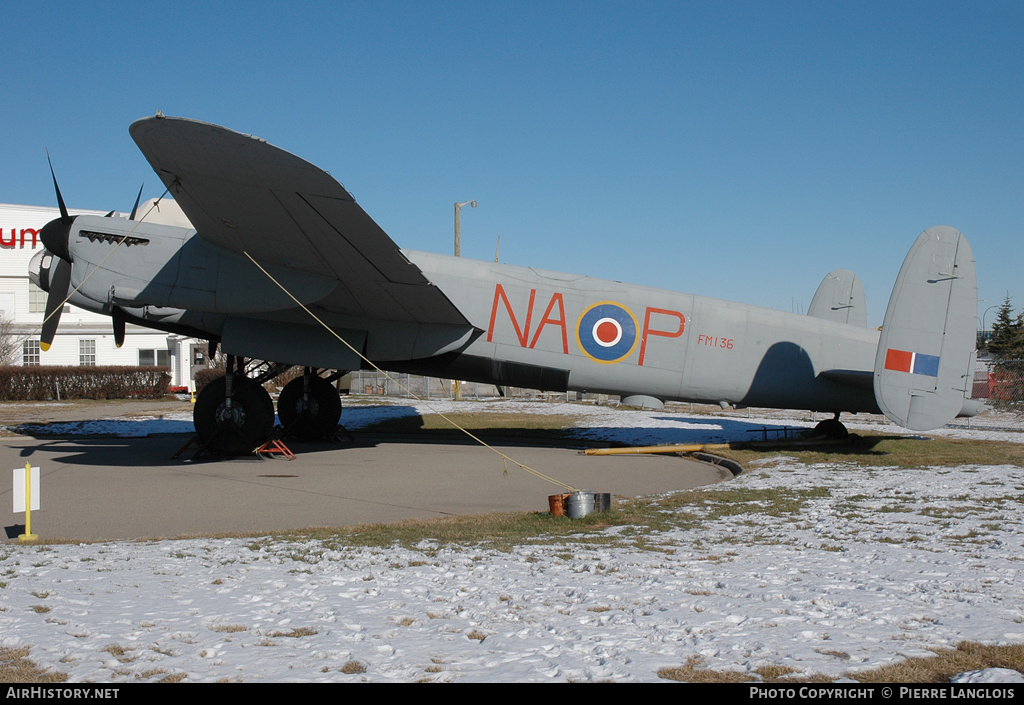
[406,251,880,414]
[36,211,881,415]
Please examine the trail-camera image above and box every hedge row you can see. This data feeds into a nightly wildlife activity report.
[194,367,224,393]
[0,366,171,401]
[192,367,301,393]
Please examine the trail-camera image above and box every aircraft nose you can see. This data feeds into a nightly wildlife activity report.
[40,215,74,262]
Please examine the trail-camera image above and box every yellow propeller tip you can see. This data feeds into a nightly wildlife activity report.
[39,342,51,352]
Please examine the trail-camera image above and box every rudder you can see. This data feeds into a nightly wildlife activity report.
[873,226,977,431]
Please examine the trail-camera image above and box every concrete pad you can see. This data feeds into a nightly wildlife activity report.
[1,433,734,542]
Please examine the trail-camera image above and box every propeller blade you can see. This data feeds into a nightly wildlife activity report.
[41,152,76,262]
[129,183,144,220]
[45,150,70,224]
[40,257,71,351]
[112,307,126,348]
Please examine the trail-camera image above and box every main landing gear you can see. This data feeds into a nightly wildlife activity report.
[192,356,346,455]
[277,370,343,441]
[193,374,275,456]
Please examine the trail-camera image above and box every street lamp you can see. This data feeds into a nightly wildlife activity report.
[453,200,476,400]
[454,200,476,257]
[982,304,999,335]
[980,303,999,352]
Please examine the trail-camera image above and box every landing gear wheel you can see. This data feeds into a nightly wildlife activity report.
[194,376,275,455]
[277,375,342,441]
[812,418,849,440]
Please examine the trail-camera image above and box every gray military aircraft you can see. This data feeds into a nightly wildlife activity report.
[32,115,980,453]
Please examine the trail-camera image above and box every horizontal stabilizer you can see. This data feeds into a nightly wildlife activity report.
[873,227,977,431]
[818,368,873,390]
[808,269,867,327]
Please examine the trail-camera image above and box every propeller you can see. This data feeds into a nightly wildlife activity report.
[39,152,74,262]
[38,152,77,351]
[112,306,126,348]
[39,258,71,352]
[129,183,144,220]
[37,157,144,351]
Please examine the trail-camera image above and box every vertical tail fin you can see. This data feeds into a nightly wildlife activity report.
[873,226,977,431]
[808,269,867,327]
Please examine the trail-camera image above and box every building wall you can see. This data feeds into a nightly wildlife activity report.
[0,203,198,385]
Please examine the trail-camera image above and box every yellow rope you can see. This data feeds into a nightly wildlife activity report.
[241,250,577,492]
[22,190,577,491]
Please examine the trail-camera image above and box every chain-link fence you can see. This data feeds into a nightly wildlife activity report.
[345,370,585,403]
[973,359,1024,411]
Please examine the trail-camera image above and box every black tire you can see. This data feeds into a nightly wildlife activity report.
[277,375,342,441]
[812,417,849,440]
[194,376,275,455]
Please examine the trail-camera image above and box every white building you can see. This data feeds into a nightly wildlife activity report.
[0,202,203,386]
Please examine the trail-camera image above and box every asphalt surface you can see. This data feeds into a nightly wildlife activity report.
[1,420,734,542]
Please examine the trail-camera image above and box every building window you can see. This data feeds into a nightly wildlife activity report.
[79,339,96,366]
[28,282,46,313]
[139,349,170,367]
[23,339,40,366]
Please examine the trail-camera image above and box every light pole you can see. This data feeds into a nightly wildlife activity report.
[981,303,999,351]
[454,200,476,257]
[453,200,476,400]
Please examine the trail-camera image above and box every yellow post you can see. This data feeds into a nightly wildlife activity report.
[19,462,38,542]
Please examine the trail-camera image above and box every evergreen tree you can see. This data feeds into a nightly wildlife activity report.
[988,296,1024,407]
[988,295,1023,359]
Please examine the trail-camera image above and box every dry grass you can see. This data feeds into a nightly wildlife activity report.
[340,660,367,674]
[0,647,67,683]
[659,642,1024,683]
[210,624,247,633]
[157,672,188,683]
[264,627,317,638]
[725,434,1024,470]
[849,642,1024,683]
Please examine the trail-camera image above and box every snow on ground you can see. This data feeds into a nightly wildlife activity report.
[2,399,1024,682]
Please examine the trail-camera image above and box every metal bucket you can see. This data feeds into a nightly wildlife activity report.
[594,492,611,512]
[566,490,595,519]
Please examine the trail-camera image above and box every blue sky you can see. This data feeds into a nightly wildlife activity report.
[3,1,1021,326]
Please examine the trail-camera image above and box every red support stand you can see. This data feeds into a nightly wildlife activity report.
[255,437,296,460]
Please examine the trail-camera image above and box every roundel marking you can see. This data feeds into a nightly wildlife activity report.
[576,302,638,363]
[593,318,622,347]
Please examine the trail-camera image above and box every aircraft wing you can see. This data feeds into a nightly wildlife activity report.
[129,115,469,326]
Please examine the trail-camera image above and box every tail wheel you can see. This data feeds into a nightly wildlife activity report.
[194,376,275,455]
[811,417,849,440]
[277,375,342,441]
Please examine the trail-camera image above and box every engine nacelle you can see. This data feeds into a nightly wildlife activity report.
[63,215,336,314]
